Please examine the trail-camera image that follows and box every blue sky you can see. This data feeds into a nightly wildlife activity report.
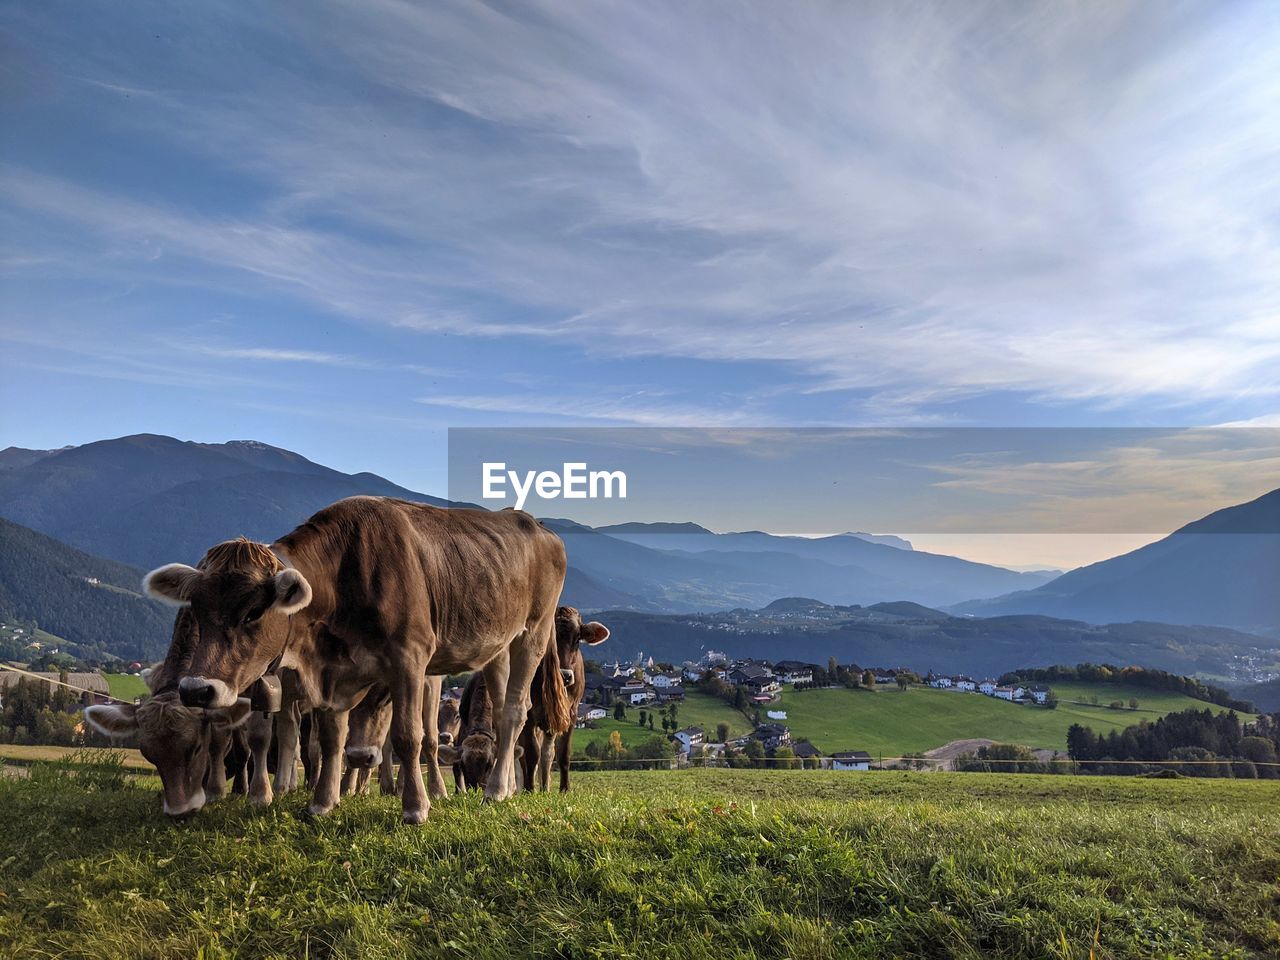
[2,1,1278,564]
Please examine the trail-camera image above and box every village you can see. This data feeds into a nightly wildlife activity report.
[575,649,1059,771]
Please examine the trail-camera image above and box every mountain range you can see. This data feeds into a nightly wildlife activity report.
[0,434,1052,611]
[0,434,1276,673]
[951,488,1280,637]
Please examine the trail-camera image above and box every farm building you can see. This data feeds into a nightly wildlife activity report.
[576,703,607,726]
[828,750,873,771]
[672,727,704,753]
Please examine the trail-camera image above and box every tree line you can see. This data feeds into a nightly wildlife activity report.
[1066,708,1280,778]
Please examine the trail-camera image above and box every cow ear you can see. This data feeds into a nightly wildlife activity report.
[514,744,524,760]
[579,622,610,645]
[84,703,139,738]
[437,743,460,765]
[210,698,253,730]
[271,568,312,615]
[143,564,201,606]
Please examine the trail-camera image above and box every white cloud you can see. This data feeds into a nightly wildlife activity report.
[5,0,1280,419]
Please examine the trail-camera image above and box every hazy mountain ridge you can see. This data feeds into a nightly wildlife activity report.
[950,488,1280,636]
[592,605,1277,679]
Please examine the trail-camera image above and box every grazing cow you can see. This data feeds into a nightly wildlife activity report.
[438,670,524,791]
[84,607,272,816]
[343,678,453,797]
[143,497,572,823]
[520,607,610,792]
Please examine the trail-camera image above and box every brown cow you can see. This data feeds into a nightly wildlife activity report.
[143,497,572,822]
[85,606,270,816]
[520,607,609,792]
[341,676,448,798]
[438,670,524,791]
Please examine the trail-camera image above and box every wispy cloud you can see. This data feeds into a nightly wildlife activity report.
[3,0,1279,431]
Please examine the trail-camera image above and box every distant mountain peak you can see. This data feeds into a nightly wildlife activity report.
[838,531,914,550]
[596,521,714,535]
[763,597,831,612]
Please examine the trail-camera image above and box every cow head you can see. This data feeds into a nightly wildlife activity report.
[143,538,311,709]
[436,697,461,746]
[344,687,392,770]
[84,693,252,817]
[554,606,610,678]
[438,734,522,791]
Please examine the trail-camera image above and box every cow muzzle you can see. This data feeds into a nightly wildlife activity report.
[345,745,382,769]
[560,668,575,685]
[163,787,207,819]
[178,676,236,709]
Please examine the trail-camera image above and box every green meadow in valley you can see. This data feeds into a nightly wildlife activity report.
[1,761,1277,959]
[579,683,1253,756]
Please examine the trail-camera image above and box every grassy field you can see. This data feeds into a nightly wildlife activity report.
[574,690,751,749]
[771,683,1255,756]
[103,672,150,701]
[0,764,1276,959]
[0,743,149,768]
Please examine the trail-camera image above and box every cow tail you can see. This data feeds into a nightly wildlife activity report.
[541,625,574,735]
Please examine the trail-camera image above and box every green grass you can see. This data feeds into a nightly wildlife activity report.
[1,768,1277,959]
[103,672,150,701]
[574,690,751,749]
[772,683,1254,756]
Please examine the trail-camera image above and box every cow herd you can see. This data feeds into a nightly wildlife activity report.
[84,496,609,824]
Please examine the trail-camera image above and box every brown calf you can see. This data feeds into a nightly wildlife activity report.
[520,607,609,792]
[85,607,271,816]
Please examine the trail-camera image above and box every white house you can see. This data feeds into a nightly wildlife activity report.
[620,681,656,705]
[650,672,683,689]
[953,676,976,692]
[1030,687,1051,704]
[576,703,607,726]
[766,710,788,721]
[672,727,704,753]
[929,676,953,689]
[978,679,998,695]
[828,750,872,771]
[874,672,897,684]
[993,685,1028,701]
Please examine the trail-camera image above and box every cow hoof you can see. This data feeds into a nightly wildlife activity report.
[402,808,428,825]
[250,792,273,807]
[305,802,334,818]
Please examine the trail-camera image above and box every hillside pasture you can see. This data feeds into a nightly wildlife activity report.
[0,766,1276,959]
[103,672,150,701]
[573,689,751,749]
[772,683,1254,756]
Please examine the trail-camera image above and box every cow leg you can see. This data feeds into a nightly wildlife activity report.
[537,730,555,792]
[481,654,511,801]
[519,726,539,792]
[557,728,573,793]
[390,665,430,825]
[307,707,349,817]
[205,726,231,801]
[486,623,547,803]
[422,675,448,801]
[378,734,398,795]
[301,713,322,790]
[274,702,301,793]
[247,712,274,806]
